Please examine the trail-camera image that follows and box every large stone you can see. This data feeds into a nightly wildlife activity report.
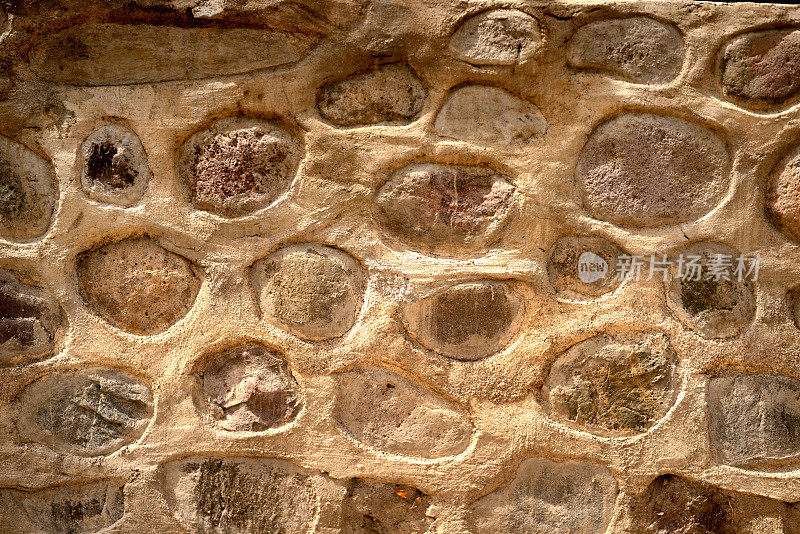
[541,333,678,435]
[334,367,472,458]
[250,243,365,341]
[13,481,124,534]
[566,16,684,84]
[375,163,516,253]
[449,9,541,66]
[547,235,625,300]
[77,236,202,335]
[575,113,729,227]
[401,280,523,361]
[341,478,433,534]
[80,124,150,207]
[471,457,617,534]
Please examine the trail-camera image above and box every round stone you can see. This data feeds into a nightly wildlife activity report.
[767,142,800,242]
[81,124,150,206]
[547,235,625,300]
[449,9,541,66]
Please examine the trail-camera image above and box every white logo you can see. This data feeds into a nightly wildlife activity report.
[578,251,608,283]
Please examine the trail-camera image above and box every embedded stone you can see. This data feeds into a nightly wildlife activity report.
[576,113,729,227]
[449,9,541,66]
[178,117,301,217]
[77,236,202,335]
[15,481,124,534]
[541,333,678,434]
[708,374,800,466]
[766,142,800,243]
[15,368,153,456]
[547,235,625,300]
[0,135,57,241]
[316,63,427,126]
[341,479,432,534]
[375,163,516,253]
[722,29,800,109]
[401,280,523,361]
[334,367,472,458]
[80,124,150,207]
[644,475,734,534]
[251,243,365,341]
[163,457,319,534]
[201,343,301,432]
[434,85,546,145]
[0,269,62,366]
[566,17,684,84]
[471,457,617,534]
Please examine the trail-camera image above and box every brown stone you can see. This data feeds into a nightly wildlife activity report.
[13,481,124,534]
[341,479,432,534]
[547,235,625,300]
[80,124,150,207]
[449,9,541,66]
[645,475,735,534]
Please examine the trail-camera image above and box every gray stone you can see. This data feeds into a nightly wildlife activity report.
[80,124,150,207]
[645,475,734,534]
[449,9,541,66]
[16,481,124,534]
[341,478,432,534]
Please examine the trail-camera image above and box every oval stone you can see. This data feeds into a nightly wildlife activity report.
[449,9,541,66]
[81,124,150,207]
[547,235,625,300]
[767,142,800,242]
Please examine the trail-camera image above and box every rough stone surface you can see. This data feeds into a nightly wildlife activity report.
[80,123,150,207]
[576,113,730,227]
[644,475,735,534]
[547,235,625,300]
[251,243,365,341]
[341,478,433,534]
[77,236,202,335]
[449,9,541,66]
[566,17,684,84]
[14,481,125,534]
[767,142,800,243]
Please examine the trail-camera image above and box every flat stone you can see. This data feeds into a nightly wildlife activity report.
[201,344,301,431]
[16,481,124,534]
[316,63,427,126]
[401,280,523,361]
[644,475,734,534]
[341,478,432,534]
[566,16,684,84]
[576,113,729,227]
[449,9,541,66]
[541,333,678,435]
[471,457,617,534]
[77,236,202,335]
[334,367,472,458]
[375,163,516,253]
[80,124,150,207]
[547,235,625,300]
[434,85,546,145]
[251,243,365,341]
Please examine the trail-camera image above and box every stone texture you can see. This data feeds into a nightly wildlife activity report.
[375,163,516,253]
[317,63,427,126]
[547,235,625,300]
[200,343,301,431]
[178,117,301,217]
[401,280,523,361]
[77,236,202,335]
[434,85,546,145]
[644,475,735,534]
[541,333,678,435]
[334,367,472,458]
[80,123,150,206]
[767,142,800,243]
[566,16,684,84]
[449,9,541,66]
[471,458,617,534]
[14,481,124,534]
[576,113,729,227]
[251,243,365,341]
[341,479,433,534]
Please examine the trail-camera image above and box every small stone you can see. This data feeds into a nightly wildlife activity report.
[201,344,301,431]
[547,236,625,300]
[401,280,523,361]
[566,17,684,84]
[178,117,301,217]
[316,63,427,126]
[434,85,546,145]
[471,457,617,534]
[449,9,541,66]
[334,367,472,458]
[16,481,124,534]
[708,374,800,466]
[77,236,202,335]
[341,479,433,534]
[576,113,729,227]
[375,163,516,253]
[541,333,678,434]
[644,475,734,534]
[81,124,150,207]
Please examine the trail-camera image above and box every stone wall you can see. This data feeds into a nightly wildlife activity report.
[1,0,800,532]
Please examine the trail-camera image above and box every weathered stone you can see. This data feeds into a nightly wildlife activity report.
[471,457,617,534]
[645,475,734,534]
[375,163,516,253]
[251,243,365,341]
[0,135,57,241]
[541,333,678,434]
[316,63,427,126]
[576,113,729,227]
[341,478,432,534]
[721,29,800,109]
[16,481,124,534]
[434,85,546,145]
[15,368,153,456]
[708,374,800,466]
[80,124,150,207]
[178,118,301,217]
[547,235,625,300]
[566,17,684,84]
[0,269,62,366]
[77,236,202,335]
[766,142,800,243]
[449,9,541,66]
[201,344,301,431]
[401,280,523,361]
[334,367,472,458]
[163,457,319,534]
